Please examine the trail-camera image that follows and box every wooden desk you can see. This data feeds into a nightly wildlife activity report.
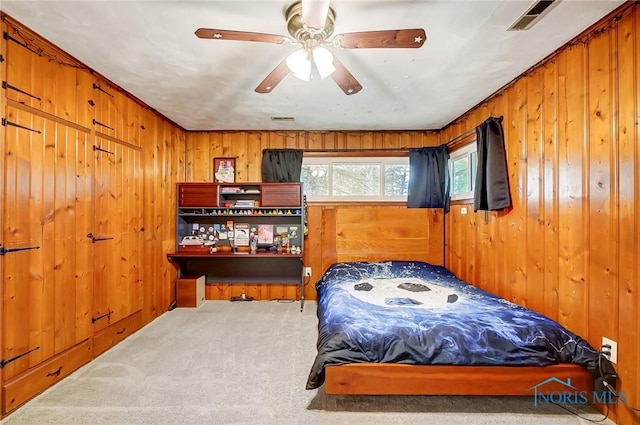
[167,252,305,311]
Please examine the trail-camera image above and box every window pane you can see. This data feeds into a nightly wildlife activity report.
[301,156,408,201]
[385,164,410,196]
[301,165,329,196]
[452,157,469,194]
[332,164,380,196]
[470,152,477,190]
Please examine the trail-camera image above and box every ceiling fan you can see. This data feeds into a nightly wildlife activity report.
[195,0,426,95]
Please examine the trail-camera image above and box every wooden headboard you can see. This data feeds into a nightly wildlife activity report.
[319,205,444,272]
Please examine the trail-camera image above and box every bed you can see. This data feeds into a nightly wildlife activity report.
[306,261,614,395]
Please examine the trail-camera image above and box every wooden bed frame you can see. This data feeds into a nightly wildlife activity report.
[325,363,594,395]
[316,252,597,398]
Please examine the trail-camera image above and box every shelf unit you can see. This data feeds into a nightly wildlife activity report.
[168,182,305,311]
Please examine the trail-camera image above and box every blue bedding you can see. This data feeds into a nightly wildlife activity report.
[306,261,605,390]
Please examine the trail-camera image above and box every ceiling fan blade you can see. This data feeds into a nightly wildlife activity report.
[334,29,426,49]
[301,0,331,31]
[195,28,290,44]
[255,59,290,94]
[330,58,362,96]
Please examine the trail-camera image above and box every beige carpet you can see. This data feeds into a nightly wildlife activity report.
[0,301,613,425]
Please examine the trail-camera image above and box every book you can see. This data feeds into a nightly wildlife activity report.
[218,224,228,240]
[220,186,242,194]
[257,224,274,244]
[226,220,234,240]
[234,223,250,246]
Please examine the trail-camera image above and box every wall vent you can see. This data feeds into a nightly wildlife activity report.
[270,116,295,121]
[508,0,559,31]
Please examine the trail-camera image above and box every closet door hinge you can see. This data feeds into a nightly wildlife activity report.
[92,145,114,155]
[92,83,114,97]
[2,81,42,101]
[0,346,40,368]
[0,245,41,255]
[3,31,41,56]
[92,119,114,131]
[1,117,42,134]
[91,310,113,324]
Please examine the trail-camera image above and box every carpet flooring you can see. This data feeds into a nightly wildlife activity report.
[0,301,614,425]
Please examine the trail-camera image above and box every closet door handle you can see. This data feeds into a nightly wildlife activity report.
[47,366,62,377]
[87,233,114,243]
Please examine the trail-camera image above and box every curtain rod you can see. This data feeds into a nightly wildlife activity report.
[304,147,409,153]
[445,115,503,146]
[304,115,504,151]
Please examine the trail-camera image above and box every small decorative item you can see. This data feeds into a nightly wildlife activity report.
[274,235,282,254]
[214,157,236,183]
[249,227,258,254]
[281,233,290,253]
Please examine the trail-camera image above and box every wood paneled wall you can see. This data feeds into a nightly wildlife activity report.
[5,2,639,422]
[0,15,7,416]
[442,4,639,424]
[0,15,182,323]
[140,110,185,321]
[0,14,184,415]
[185,131,443,301]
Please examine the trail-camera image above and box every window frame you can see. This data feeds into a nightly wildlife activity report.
[448,134,478,202]
[301,153,410,203]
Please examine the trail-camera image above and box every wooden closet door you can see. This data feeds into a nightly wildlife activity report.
[2,107,93,380]
[91,137,142,333]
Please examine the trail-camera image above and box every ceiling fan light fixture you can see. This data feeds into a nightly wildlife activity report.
[286,49,312,81]
[196,2,425,95]
[312,46,335,79]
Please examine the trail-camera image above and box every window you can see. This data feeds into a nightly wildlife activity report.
[301,156,410,202]
[449,142,477,201]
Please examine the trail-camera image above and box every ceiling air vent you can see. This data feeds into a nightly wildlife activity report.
[508,0,559,31]
[270,116,295,122]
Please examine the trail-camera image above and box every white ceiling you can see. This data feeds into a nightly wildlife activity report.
[0,1,625,132]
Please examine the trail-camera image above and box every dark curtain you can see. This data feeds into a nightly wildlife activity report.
[474,117,512,212]
[261,149,304,182]
[407,145,450,211]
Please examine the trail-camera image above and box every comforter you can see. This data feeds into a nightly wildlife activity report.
[306,261,606,390]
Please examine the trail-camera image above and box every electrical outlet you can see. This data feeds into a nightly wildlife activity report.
[304,267,312,277]
[602,337,618,364]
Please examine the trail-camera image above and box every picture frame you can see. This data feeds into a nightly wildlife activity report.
[213,157,236,183]
[257,224,274,245]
